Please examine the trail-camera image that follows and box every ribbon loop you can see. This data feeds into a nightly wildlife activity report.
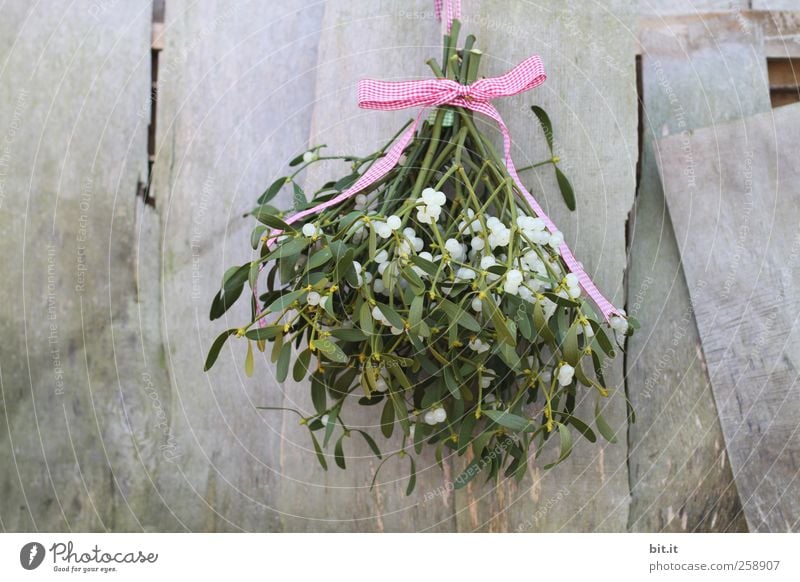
[357,55,546,111]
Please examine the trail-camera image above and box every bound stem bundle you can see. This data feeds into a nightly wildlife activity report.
[206,25,635,493]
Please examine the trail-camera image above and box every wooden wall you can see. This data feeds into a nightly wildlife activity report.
[1,0,798,532]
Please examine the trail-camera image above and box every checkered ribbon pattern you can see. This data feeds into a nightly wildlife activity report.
[434,0,461,33]
[269,54,622,321]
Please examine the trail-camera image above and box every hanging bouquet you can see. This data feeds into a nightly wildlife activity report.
[205,19,636,493]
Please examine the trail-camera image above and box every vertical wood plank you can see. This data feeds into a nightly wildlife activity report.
[0,0,174,530]
[627,14,769,532]
[657,102,800,532]
[151,0,324,531]
[448,0,638,532]
[273,0,459,532]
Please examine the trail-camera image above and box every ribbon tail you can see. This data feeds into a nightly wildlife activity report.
[477,102,622,321]
[259,116,422,321]
[435,0,460,34]
[282,116,421,230]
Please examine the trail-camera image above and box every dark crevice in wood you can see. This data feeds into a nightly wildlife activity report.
[136,178,154,208]
[624,54,643,531]
[634,55,643,198]
[140,0,166,208]
[767,57,800,108]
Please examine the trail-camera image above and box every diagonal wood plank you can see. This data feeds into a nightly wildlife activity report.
[627,13,769,532]
[658,101,800,532]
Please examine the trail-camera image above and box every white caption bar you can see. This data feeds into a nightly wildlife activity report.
[1,533,798,580]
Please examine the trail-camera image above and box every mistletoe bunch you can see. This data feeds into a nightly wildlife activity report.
[205,25,636,493]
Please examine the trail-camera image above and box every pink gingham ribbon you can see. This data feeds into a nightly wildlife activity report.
[434,0,461,33]
[274,56,622,320]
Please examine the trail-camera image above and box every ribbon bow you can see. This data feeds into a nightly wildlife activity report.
[358,55,546,110]
[278,56,622,321]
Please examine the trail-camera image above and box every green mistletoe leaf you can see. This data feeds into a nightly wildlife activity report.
[309,431,327,470]
[544,422,574,469]
[531,105,554,152]
[555,166,576,211]
[595,401,618,443]
[257,176,287,204]
[355,430,382,459]
[380,398,395,439]
[483,409,531,432]
[312,338,348,364]
[334,434,346,469]
[265,289,304,314]
[204,329,237,371]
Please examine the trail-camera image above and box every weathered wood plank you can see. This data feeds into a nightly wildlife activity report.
[658,101,800,532]
[442,0,637,532]
[151,0,324,531]
[752,1,800,10]
[273,0,459,532]
[627,13,769,532]
[0,0,174,530]
[640,1,748,15]
[641,12,800,59]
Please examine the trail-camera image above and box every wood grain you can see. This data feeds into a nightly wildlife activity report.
[441,0,638,532]
[150,0,324,531]
[274,0,458,532]
[627,13,769,532]
[0,0,171,531]
[640,1,748,16]
[658,100,800,532]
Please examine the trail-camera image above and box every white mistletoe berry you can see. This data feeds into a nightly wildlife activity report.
[610,315,629,334]
[444,238,466,262]
[469,337,490,353]
[548,230,565,249]
[374,221,393,239]
[421,187,446,207]
[374,249,389,265]
[386,215,402,231]
[456,267,476,281]
[372,305,391,326]
[542,297,557,320]
[302,223,319,238]
[558,364,575,386]
[565,273,579,288]
[306,291,321,306]
[518,286,534,302]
